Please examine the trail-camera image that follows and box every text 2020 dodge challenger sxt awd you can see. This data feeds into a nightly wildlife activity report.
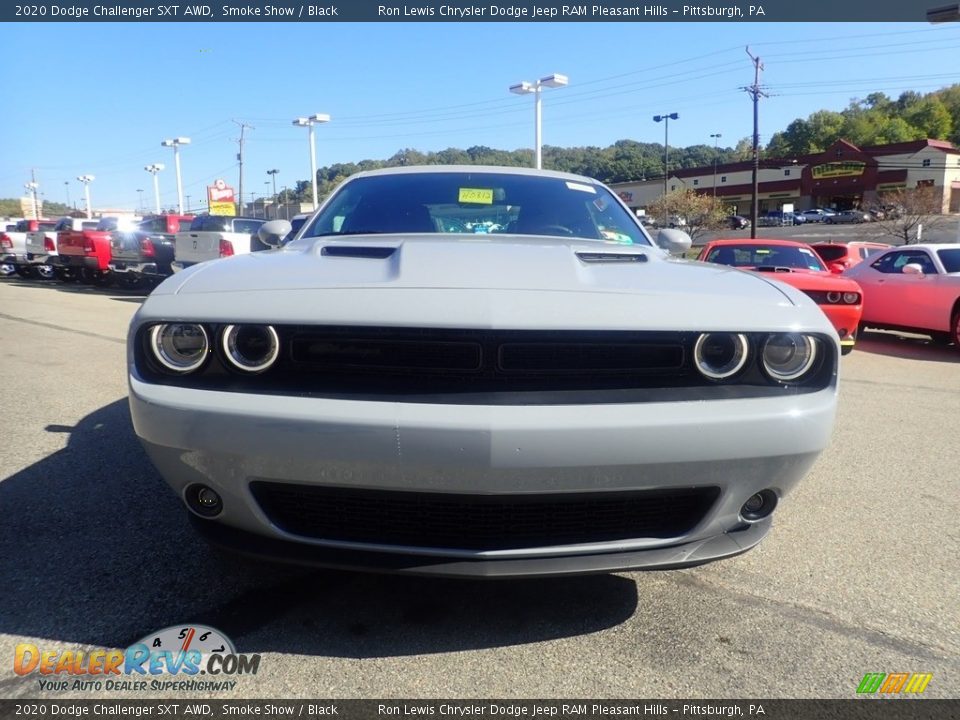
[128,166,838,577]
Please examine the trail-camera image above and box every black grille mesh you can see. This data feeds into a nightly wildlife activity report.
[250,482,721,551]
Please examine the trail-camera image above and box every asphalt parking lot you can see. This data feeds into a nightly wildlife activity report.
[0,276,957,700]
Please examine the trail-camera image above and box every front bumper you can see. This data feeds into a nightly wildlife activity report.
[129,373,836,576]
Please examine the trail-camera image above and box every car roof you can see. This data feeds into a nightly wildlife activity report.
[810,241,890,249]
[346,164,604,185]
[707,238,807,248]
[875,243,960,251]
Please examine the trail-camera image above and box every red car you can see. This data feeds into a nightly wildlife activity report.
[810,241,891,274]
[697,239,863,355]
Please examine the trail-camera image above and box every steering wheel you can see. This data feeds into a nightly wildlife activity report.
[531,224,574,237]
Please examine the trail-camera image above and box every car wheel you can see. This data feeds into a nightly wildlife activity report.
[36,264,55,280]
[0,264,15,276]
[952,309,960,349]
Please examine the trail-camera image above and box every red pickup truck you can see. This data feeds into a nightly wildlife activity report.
[54,216,139,285]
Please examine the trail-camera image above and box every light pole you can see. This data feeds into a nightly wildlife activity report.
[144,163,165,214]
[77,175,95,219]
[64,181,71,210]
[710,133,722,201]
[653,113,679,225]
[137,188,144,213]
[161,137,191,215]
[267,169,279,219]
[509,74,568,170]
[264,181,271,219]
[24,182,39,219]
[292,114,330,209]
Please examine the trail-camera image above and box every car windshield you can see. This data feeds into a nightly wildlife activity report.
[299,170,653,246]
[812,246,848,261]
[937,249,960,273]
[706,244,826,271]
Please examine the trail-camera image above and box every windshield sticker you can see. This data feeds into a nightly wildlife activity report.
[566,182,596,194]
[755,249,771,254]
[458,188,494,205]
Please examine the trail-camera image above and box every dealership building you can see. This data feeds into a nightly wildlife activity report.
[610,138,960,217]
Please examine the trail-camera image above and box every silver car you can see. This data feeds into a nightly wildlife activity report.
[128,166,839,577]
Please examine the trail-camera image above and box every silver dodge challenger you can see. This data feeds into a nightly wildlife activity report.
[127,165,838,577]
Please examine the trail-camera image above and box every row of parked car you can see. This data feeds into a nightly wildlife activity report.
[696,237,960,354]
[0,213,309,287]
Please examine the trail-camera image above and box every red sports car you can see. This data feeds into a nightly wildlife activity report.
[810,241,891,274]
[697,239,863,355]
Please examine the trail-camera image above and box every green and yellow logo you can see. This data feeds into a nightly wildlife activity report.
[857,673,932,694]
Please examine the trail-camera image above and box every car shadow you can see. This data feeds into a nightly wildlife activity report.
[0,275,152,303]
[855,329,959,363]
[0,399,638,660]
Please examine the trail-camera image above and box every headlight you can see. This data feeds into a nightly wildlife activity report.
[842,292,860,304]
[221,324,280,372]
[826,291,841,304]
[150,323,209,373]
[693,333,749,380]
[761,333,818,382]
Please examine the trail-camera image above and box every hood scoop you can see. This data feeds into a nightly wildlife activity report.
[576,251,647,264]
[322,246,397,259]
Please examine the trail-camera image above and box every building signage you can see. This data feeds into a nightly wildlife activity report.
[811,161,866,180]
[618,191,634,202]
[207,179,237,216]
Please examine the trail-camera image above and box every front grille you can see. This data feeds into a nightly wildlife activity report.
[135,325,838,402]
[250,482,721,552]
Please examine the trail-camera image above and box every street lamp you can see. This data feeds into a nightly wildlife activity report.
[161,137,191,215]
[653,113,679,225]
[64,181,71,210]
[509,73,568,170]
[144,163,165,214]
[710,133,722,201]
[292,114,330,209]
[76,175,95,219]
[137,188,144,213]
[267,169,279,219]
[24,182,39,220]
[264,181,271,219]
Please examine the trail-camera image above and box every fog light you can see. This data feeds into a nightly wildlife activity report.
[185,484,223,518]
[740,489,778,522]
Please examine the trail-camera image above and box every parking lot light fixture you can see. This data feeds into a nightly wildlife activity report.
[510,73,568,170]
[292,115,330,209]
[161,137,191,215]
[145,163,165,214]
[653,113,679,224]
[24,181,40,220]
[710,133,722,201]
[76,175,95,219]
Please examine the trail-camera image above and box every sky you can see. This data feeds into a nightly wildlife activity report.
[2,20,960,212]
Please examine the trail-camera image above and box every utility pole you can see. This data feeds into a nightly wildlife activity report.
[234,120,254,216]
[744,47,767,239]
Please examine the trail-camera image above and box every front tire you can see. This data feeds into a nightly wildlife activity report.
[952,309,960,350]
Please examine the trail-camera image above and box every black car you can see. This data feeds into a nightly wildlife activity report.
[727,215,750,229]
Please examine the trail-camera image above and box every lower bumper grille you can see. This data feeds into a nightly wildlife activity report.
[250,482,721,552]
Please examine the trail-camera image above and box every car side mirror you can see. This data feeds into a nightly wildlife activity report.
[902,263,925,276]
[655,228,692,255]
[258,220,292,247]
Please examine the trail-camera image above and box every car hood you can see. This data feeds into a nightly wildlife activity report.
[140,235,832,333]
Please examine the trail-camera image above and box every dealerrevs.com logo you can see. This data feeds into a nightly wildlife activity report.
[14,625,260,692]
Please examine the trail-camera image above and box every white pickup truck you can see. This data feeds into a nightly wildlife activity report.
[1,219,59,278]
[171,215,266,273]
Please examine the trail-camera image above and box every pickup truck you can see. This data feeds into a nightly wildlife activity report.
[108,214,194,286]
[172,215,266,273]
[54,216,139,285]
[25,217,99,280]
[1,219,59,278]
